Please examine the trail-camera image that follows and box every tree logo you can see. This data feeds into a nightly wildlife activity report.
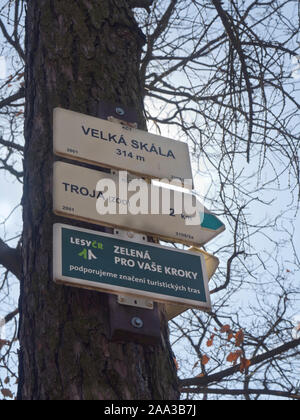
[78,248,98,261]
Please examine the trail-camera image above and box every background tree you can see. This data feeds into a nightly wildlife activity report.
[0,0,299,400]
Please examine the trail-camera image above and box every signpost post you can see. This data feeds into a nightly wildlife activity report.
[53,107,193,189]
[53,161,225,247]
[53,223,212,312]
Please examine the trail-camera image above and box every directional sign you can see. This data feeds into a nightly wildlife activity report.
[53,108,193,189]
[53,162,225,247]
[165,248,219,320]
[53,224,211,311]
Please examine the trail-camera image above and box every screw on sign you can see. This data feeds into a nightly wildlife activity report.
[131,317,144,329]
[115,107,125,117]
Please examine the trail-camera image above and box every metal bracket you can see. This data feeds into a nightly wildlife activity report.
[113,228,147,242]
[107,116,138,130]
[118,295,154,310]
[108,294,161,345]
[113,229,154,310]
[97,100,139,128]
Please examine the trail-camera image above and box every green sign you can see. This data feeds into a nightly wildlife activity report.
[53,224,211,310]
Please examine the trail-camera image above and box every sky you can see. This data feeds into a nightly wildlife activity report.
[0,51,22,243]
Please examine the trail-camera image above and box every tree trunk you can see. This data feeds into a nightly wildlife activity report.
[18,0,179,400]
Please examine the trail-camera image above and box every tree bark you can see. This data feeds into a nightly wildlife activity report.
[18,0,179,400]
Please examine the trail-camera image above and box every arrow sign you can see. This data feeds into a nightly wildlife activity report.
[53,223,212,311]
[53,162,225,247]
[165,248,219,320]
[53,108,193,189]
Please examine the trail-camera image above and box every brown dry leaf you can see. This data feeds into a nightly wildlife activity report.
[1,389,13,399]
[227,350,242,365]
[227,332,234,341]
[201,355,210,366]
[221,325,231,333]
[235,329,245,347]
[240,358,251,373]
[206,334,215,348]
[227,352,236,363]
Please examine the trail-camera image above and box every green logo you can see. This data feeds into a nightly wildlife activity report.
[78,248,98,261]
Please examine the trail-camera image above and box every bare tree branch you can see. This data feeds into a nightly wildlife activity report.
[211,0,254,163]
[180,337,300,388]
[141,0,178,82]
[0,238,22,280]
[0,87,25,109]
[0,159,24,180]
[3,309,19,325]
[0,137,24,153]
[0,13,25,61]
[180,387,300,400]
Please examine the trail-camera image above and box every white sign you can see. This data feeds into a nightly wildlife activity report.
[53,162,225,247]
[53,108,193,189]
